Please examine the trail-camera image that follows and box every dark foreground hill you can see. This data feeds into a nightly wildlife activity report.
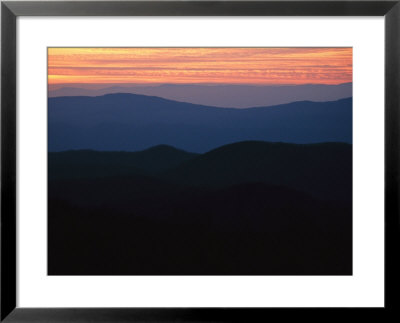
[48,94,352,152]
[48,141,352,275]
[164,141,352,201]
[49,144,198,180]
[49,141,351,202]
[49,183,351,275]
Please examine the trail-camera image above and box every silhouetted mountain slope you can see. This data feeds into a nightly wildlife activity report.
[164,141,352,201]
[48,141,352,275]
[48,181,352,275]
[48,93,352,152]
[49,141,352,201]
[49,144,198,179]
[49,175,316,214]
[49,175,183,211]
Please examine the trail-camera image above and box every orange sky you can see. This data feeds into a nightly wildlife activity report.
[48,48,352,85]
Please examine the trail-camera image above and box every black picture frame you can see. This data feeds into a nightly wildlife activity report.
[1,0,399,321]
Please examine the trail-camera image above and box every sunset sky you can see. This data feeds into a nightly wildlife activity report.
[48,48,352,86]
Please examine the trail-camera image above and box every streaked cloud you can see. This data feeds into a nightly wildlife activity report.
[48,48,352,85]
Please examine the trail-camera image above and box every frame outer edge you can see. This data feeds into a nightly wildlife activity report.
[385,1,400,311]
[1,1,398,16]
[0,0,399,322]
[1,1,17,322]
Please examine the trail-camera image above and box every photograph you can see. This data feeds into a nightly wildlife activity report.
[47,47,353,275]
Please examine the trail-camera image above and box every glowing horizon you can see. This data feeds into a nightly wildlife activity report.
[48,48,352,85]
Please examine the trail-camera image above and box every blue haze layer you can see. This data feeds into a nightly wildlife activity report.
[48,93,352,153]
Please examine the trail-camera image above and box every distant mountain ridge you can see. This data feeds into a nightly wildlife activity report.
[48,82,352,108]
[48,93,352,153]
